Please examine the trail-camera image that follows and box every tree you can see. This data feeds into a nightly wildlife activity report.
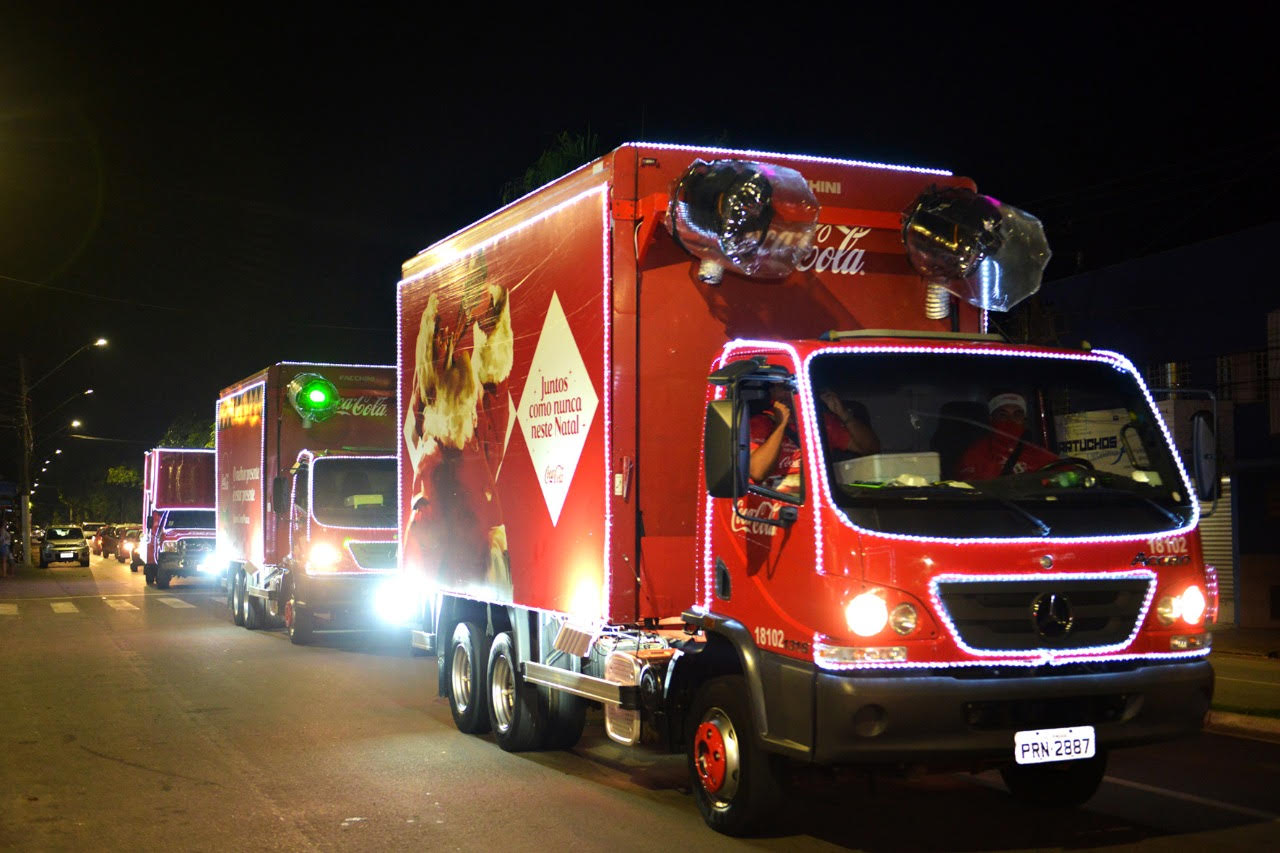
[159,412,214,448]
[500,130,603,204]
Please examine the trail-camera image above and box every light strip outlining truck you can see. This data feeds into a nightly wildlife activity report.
[396,143,1216,835]
[216,362,399,644]
[140,447,216,588]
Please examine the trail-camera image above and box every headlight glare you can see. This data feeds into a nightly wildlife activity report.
[307,542,341,572]
[845,591,889,637]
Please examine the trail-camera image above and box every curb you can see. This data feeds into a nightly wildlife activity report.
[1206,710,1280,742]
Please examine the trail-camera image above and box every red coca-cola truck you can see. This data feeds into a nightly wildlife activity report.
[216,362,398,644]
[140,447,216,588]
[396,143,1216,834]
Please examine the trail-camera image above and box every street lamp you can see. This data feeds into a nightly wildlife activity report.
[16,338,108,566]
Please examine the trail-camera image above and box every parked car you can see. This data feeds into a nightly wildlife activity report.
[116,527,142,567]
[99,525,129,558]
[91,525,110,555]
[39,527,90,567]
[80,522,104,546]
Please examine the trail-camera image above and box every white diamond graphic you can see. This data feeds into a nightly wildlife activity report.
[516,292,599,525]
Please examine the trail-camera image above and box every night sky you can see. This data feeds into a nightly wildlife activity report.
[2,7,1276,494]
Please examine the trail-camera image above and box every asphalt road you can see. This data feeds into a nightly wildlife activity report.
[2,552,1279,851]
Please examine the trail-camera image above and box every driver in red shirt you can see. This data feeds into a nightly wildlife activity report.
[956,392,1057,480]
[749,384,879,494]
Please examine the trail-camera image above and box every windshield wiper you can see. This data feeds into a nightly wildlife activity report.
[843,480,1052,536]
[965,483,1052,537]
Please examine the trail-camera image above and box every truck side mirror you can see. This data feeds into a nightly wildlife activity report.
[704,399,748,498]
[272,475,291,515]
[1190,409,1217,502]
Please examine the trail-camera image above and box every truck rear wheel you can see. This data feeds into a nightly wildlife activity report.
[241,581,263,630]
[539,686,587,750]
[230,571,246,626]
[688,676,783,836]
[486,632,543,752]
[1000,752,1107,807]
[448,621,491,734]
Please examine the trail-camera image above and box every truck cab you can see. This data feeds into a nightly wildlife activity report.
[144,508,217,588]
[271,451,398,642]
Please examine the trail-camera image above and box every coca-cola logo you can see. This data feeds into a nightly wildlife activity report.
[730,498,783,537]
[758,224,872,277]
[335,395,390,418]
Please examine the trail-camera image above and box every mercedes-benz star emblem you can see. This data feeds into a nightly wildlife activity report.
[1031,591,1074,639]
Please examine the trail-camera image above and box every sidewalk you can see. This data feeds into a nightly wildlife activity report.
[1207,623,1280,742]
[1209,624,1280,658]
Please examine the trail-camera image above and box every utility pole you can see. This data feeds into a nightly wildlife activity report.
[18,357,35,567]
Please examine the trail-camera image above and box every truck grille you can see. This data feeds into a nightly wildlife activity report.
[934,574,1154,653]
[179,538,214,554]
[347,542,396,570]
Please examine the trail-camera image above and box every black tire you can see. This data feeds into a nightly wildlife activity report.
[688,676,783,836]
[38,557,47,569]
[1000,752,1107,807]
[144,563,156,585]
[129,561,137,572]
[486,631,544,752]
[156,568,171,589]
[539,686,587,750]
[116,554,125,564]
[447,621,491,734]
[79,557,90,567]
[287,590,312,645]
[231,571,246,626]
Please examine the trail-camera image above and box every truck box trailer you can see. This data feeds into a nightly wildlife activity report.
[396,143,1216,834]
[216,362,398,643]
[140,447,216,588]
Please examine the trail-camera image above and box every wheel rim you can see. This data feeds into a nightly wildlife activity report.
[490,651,515,733]
[694,709,740,803]
[284,599,295,630]
[240,580,250,621]
[451,642,473,714]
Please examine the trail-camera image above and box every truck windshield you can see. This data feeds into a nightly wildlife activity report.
[165,511,215,530]
[310,457,396,529]
[807,350,1194,538]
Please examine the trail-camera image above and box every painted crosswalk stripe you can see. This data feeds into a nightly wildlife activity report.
[105,599,139,611]
[50,602,79,614]
[157,597,196,609]
[0,604,18,616]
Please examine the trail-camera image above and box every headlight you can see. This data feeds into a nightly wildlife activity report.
[1156,584,1206,626]
[306,542,341,572]
[845,592,889,637]
[889,603,918,635]
[1180,585,1206,625]
[124,542,134,552]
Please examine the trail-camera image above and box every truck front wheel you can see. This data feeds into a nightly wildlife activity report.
[448,621,491,734]
[486,632,543,752]
[286,593,312,645]
[156,568,171,589]
[1000,752,1107,807]
[687,676,783,836]
[144,563,156,585]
